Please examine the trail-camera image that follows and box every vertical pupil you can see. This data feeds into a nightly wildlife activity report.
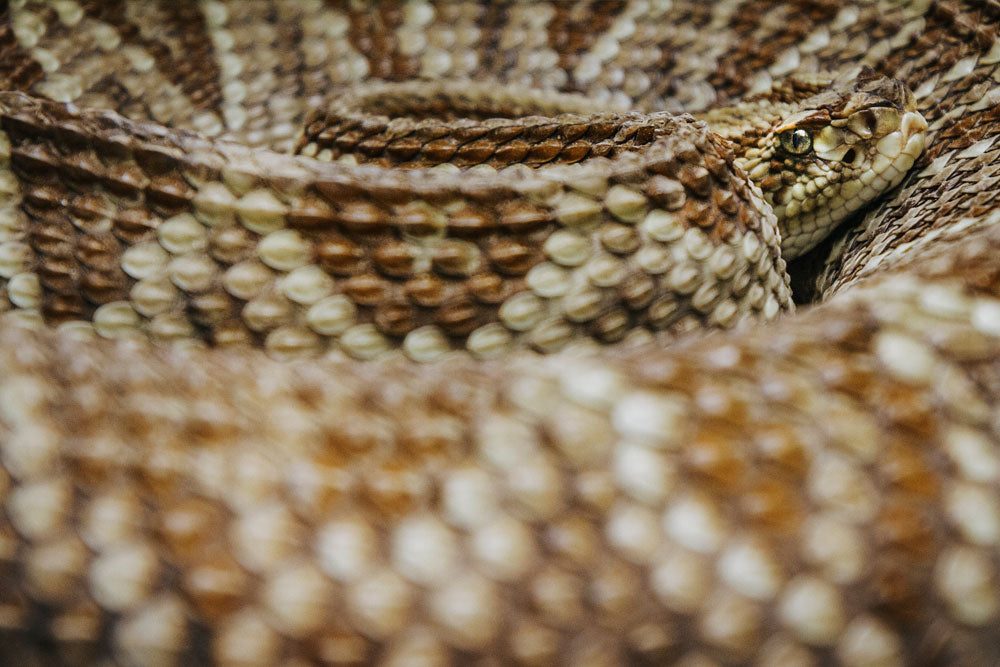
[783,129,810,154]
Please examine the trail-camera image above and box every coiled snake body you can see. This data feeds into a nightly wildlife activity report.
[0,1,999,665]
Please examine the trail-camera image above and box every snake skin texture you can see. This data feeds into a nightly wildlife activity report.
[1,1,1000,665]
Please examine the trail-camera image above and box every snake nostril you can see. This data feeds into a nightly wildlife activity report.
[843,148,857,164]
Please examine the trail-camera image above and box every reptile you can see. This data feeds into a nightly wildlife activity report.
[0,0,999,665]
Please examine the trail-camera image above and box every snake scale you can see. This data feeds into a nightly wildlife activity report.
[0,0,1000,664]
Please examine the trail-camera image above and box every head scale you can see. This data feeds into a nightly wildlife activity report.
[710,72,928,259]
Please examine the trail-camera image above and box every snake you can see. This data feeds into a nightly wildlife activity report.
[0,0,999,664]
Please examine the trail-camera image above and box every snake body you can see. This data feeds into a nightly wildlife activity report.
[0,1,999,665]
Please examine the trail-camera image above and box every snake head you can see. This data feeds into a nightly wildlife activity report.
[734,72,928,259]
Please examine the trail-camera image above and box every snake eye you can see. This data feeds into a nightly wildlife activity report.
[779,128,812,155]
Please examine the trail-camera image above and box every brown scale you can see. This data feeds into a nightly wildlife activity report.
[431,239,482,276]
[345,95,544,122]
[156,0,224,110]
[326,249,508,339]
[869,550,935,626]
[709,0,838,101]
[641,4,713,106]
[546,0,628,76]
[0,5,46,92]
[361,459,433,518]
[682,421,752,492]
[1,109,205,323]
[21,196,131,323]
[465,272,519,304]
[299,113,663,169]
[182,549,251,621]
[208,225,256,265]
[660,147,748,245]
[738,473,808,533]
[79,0,222,112]
[741,77,832,106]
[190,290,241,330]
[335,0,410,82]
[874,499,940,566]
[464,1,504,81]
